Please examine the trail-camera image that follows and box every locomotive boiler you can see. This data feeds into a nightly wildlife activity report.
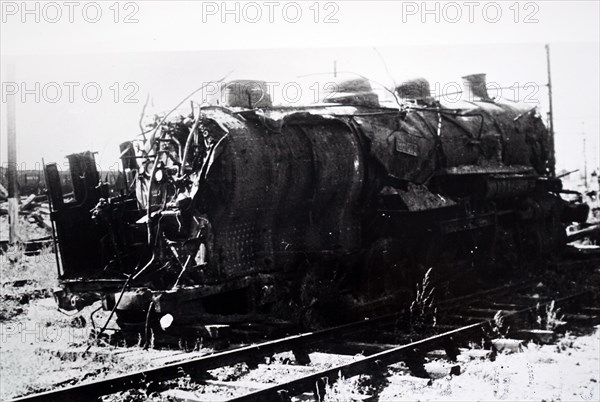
[45,74,588,338]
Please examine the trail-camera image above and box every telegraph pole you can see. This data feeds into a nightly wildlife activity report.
[582,122,588,189]
[6,63,19,244]
[545,44,556,177]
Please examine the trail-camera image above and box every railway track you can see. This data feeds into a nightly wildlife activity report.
[225,294,593,402]
[9,258,600,402]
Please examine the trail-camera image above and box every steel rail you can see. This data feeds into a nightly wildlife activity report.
[437,278,537,307]
[8,314,402,402]
[228,291,590,402]
[10,279,586,401]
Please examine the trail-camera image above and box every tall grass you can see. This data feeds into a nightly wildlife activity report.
[409,268,437,333]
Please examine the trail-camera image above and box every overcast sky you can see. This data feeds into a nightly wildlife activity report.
[1,1,599,174]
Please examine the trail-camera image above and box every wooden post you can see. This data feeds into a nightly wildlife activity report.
[582,122,588,188]
[545,44,556,177]
[6,63,19,244]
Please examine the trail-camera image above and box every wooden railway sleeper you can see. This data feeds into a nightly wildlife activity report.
[292,347,311,365]
[404,348,430,379]
[275,389,291,402]
[443,336,460,361]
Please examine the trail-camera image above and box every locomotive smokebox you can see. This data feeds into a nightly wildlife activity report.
[462,73,491,101]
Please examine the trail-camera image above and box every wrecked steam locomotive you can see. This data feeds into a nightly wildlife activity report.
[45,74,588,337]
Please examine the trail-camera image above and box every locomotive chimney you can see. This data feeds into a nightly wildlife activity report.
[462,73,491,101]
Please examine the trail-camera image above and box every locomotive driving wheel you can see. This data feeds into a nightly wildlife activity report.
[357,237,416,309]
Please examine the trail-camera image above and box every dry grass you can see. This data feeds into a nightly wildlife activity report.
[0,213,56,290]
[1,243,58,321]
[409,268,437,333]
[0,219,212,400]
[0,220,148,400]
[491,310,511,338]
[322,373,372,402]
[0,214,51,243]
[537,300,566,331]
[1,244,58,286]
[0,298,167,400]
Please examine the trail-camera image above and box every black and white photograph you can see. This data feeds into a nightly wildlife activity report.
[1,1,599,401]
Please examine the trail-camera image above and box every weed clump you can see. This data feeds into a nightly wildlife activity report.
[492,310,511,338]
[536,300,565,331]
[409,268,437,333]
